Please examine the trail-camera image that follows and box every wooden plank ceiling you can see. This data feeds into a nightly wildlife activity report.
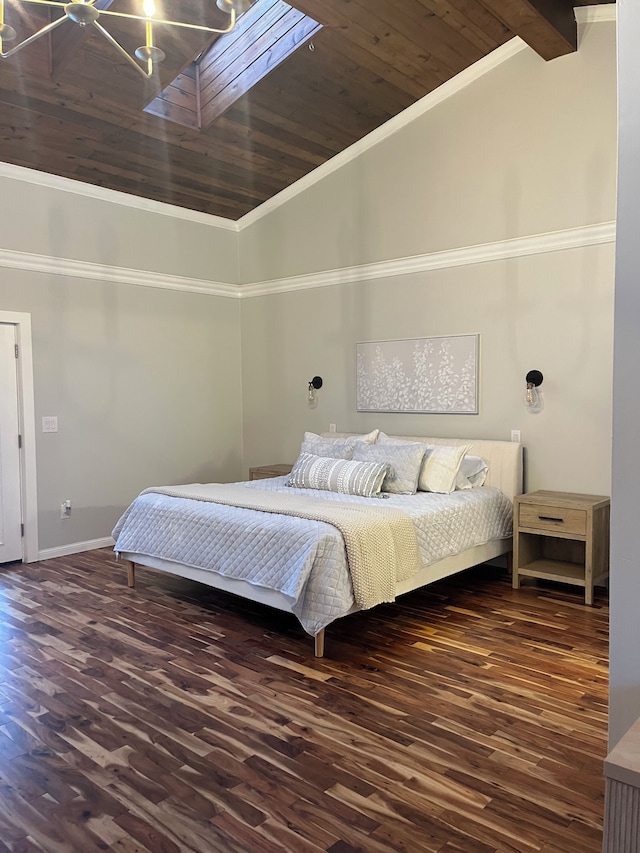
[0,0,615,221]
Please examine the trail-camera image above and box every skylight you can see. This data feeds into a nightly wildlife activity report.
[145,0,322,129]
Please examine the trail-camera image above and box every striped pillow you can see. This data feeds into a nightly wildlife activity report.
[288,453,389,497]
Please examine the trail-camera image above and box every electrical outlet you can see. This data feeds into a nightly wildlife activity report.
[511,429,521,443]
[329,423,337,433]
[60,500,71,519]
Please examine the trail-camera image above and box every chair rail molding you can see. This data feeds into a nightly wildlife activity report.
[0,221,616,299]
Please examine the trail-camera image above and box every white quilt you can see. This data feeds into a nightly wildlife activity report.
[112,478,513,636]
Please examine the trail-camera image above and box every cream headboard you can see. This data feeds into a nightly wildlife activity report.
[323,433,523,503]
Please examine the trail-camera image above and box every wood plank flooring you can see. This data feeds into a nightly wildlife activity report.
[0,549,608,852]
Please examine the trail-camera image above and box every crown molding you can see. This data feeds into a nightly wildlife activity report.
[0,8,614,233]
[235,37,530,231]
[0,247,240,298]
[0,162,240,231]
[236,6,616,230]
[238,221,617,298]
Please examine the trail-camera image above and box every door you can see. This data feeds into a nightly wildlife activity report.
[0,324,22,562]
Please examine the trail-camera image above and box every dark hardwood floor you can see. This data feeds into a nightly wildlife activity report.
[0,549,608,852]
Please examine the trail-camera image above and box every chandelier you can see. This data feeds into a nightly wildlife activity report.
[0,0,238,78]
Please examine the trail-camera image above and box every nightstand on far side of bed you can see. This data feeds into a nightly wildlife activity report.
[249,464,293,481]
[513,490,610,606]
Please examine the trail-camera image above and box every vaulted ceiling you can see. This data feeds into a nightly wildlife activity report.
[0,0,614,220]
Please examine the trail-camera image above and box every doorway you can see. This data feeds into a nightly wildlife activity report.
[0,312,38,562]
[0,323,21,562]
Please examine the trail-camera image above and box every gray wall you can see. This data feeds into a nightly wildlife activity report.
[0,15,618,578]
[0,180,242,552]
[609,0,640,748]
[239,20,616,282]
[0,172,238,282]
[239,17,617,497]
[240,244,614,493]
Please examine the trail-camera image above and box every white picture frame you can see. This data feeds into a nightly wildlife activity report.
[356,334,479,414]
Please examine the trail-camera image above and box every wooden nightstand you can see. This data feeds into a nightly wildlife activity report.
[513,490,610,605]
[249,464,292,481]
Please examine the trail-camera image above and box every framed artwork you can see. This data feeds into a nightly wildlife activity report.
[356,334,479,414]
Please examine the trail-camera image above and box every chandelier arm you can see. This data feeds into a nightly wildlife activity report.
[96,6,236,35]
[92,19,152,78]
[0,13,68,58]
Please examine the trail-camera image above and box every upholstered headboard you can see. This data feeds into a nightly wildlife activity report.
[323,433,523,503]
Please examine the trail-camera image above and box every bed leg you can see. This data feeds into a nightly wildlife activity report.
[314,629,325,658]
[126,560,136,588]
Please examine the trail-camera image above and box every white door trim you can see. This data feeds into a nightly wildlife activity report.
[0,311,38,562]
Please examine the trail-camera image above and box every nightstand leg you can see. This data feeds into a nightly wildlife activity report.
[585,574,594,606]
[509,549,520,589]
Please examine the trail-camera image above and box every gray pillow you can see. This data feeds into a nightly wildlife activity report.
[300,438,354,459]
[300,430,379,460]
[352,440,425,495]
[288,453,388,497]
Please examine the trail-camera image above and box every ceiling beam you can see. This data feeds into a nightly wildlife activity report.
[477,0,577,60]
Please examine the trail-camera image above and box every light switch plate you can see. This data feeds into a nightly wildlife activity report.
[42,416,58,433]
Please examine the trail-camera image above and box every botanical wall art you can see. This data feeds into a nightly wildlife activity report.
[356,334,479,414]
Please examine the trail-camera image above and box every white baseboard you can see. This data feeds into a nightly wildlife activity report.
[37,536,115,561]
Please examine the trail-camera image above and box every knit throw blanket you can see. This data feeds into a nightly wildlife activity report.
[141,483,421,610]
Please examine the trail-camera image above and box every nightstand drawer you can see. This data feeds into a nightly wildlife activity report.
[519,504,587,536]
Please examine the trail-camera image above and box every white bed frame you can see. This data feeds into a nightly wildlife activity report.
[121,435,523,657]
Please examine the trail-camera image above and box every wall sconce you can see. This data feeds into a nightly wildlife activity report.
[308,376,323,408]
[524,370,543,414]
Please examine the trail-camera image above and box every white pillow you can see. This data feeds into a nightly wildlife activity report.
[352,441,425,495]
[419,444,471,493]
[288,453,388,497]
[454,455,488,490]
[376,433,472,494]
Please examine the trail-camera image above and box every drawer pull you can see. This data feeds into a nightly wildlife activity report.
[538,515,564,523]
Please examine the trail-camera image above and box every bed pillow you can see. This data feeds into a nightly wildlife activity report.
[419,444,472,493]
[374,433,472,493]
[288,452,388,497]
[300,438,355,460]
[304,430,379,446]
[352,440,425,495]
[454,455,489,490]
[300,430,379,461]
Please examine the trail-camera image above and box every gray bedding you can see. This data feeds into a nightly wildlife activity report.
[112,477,513,635]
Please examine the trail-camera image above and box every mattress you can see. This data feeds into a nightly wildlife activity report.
[112,477,513,636]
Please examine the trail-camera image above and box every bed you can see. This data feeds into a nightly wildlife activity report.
[113,434,523,656]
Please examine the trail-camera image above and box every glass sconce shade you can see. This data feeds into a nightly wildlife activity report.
[524,370,543,414]
[308,376,323,407]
